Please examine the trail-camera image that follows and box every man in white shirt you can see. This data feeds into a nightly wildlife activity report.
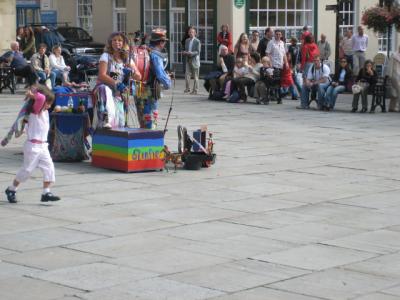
[298,55,331,110]
[352,26,368,75]
[266,29,286,70]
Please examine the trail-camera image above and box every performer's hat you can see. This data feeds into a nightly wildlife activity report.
[150,28,168,42]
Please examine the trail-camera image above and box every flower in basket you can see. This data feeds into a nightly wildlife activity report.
[362,5,392,33]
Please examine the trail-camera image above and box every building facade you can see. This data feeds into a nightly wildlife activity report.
[2,0,399,70]
[1,0,16,52]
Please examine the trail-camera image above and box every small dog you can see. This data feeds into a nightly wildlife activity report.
[162,145,182,172]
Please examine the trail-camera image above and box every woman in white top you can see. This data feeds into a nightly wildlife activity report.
[94,31,141,129]
[49,45,71,85]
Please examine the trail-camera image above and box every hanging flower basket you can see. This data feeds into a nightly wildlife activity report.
[362,5,393,33]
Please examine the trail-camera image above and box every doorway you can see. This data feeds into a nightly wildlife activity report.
[169,1,186,72]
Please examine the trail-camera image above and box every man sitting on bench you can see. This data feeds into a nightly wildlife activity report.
[298,55,331,110]
[0,41,38,87]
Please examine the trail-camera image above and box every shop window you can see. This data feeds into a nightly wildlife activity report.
[113,0,127,33]
[143,0,167,34]
[248,0,314,41]
[189,0,214,63]
[77,0,93,34]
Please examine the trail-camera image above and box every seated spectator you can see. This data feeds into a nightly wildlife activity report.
[254,56,274,104]
[232,52,262,102]
[1,41,38,86]
[49,45,71,86]
[324,58,352,110]
[351,60,377,113]
[205,45,235,97]
[298,55,331,110]
[280,61,299,100]
[30,43,56,89]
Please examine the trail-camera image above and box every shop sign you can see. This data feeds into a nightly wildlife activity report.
[234,0,245,9]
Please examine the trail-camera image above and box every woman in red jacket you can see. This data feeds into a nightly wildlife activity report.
[301,35,320,76]
[217,24,233,54]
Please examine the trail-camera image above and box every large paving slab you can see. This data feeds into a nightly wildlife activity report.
[1,80,400,298]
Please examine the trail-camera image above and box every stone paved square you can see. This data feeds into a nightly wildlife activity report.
[1,80,400,299]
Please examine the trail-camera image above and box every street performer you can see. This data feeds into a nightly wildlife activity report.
[94,31,141,129]
[134,28,172,129]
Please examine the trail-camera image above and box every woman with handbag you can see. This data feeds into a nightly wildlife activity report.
[324,58,352,110]
[351,60,377,113]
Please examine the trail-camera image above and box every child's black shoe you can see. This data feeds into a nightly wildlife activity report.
[5,188,17,203]
[41,193,61,202]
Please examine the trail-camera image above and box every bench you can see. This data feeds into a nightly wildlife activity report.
[0,66,16,94]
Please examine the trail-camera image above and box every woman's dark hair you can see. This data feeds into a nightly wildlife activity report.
[250,52,261,63]
[304,35,312,44]
[24,27,34,40]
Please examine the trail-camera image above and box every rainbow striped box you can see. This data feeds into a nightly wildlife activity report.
[92,128,165,172]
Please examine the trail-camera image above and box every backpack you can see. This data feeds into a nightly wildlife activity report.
[228,90,240,103]
[130,46,151,83]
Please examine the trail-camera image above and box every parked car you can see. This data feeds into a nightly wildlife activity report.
[56,26,104,58]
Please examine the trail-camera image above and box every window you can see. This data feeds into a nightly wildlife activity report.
[77,0,93,35]
[189,0,214,63]
[338,0,355,36]
[113,0,127,33]
[248,0,313,41]
[378,29,395,53]
[143,0,167,34]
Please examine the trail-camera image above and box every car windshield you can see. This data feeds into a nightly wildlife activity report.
[58,28,91,41]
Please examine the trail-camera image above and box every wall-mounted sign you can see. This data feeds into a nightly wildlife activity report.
[41,10,57,24]
[234,0,245,9]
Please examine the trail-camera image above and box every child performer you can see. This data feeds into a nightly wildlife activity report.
[5,85,61,203]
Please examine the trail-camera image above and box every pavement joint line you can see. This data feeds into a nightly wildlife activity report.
[23,273,92,293]
[262,286,330,300]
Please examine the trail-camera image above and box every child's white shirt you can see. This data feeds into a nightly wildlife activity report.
[26,110,50,142]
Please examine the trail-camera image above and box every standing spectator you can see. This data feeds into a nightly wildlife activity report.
[217,24,233,53]
[351,60,377,113]
[340,29,353,66]
[30,44,56,89]
[298,55,331,110]
[266,29,286,70]
[250,30,260,53]
[234,33,250,60]
[301,35,319,77]
[257,27,274,58]
[183,27,201,95]
[317,34,331,61]
[181,26,193,75]
[49,45,71,86]
[287,37,302,94]
[301,25,311,44]
[1,41,38,86]
[21,26,36,60]
[352,26,368,76]
[16,27,24,44]
[324,58,352,110]
[387,46,400,112]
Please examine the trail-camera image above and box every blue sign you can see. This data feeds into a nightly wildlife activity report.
[41,10,57,24]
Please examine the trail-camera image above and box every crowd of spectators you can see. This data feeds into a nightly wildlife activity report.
[0,26,84,90]
[204,24,400,113]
